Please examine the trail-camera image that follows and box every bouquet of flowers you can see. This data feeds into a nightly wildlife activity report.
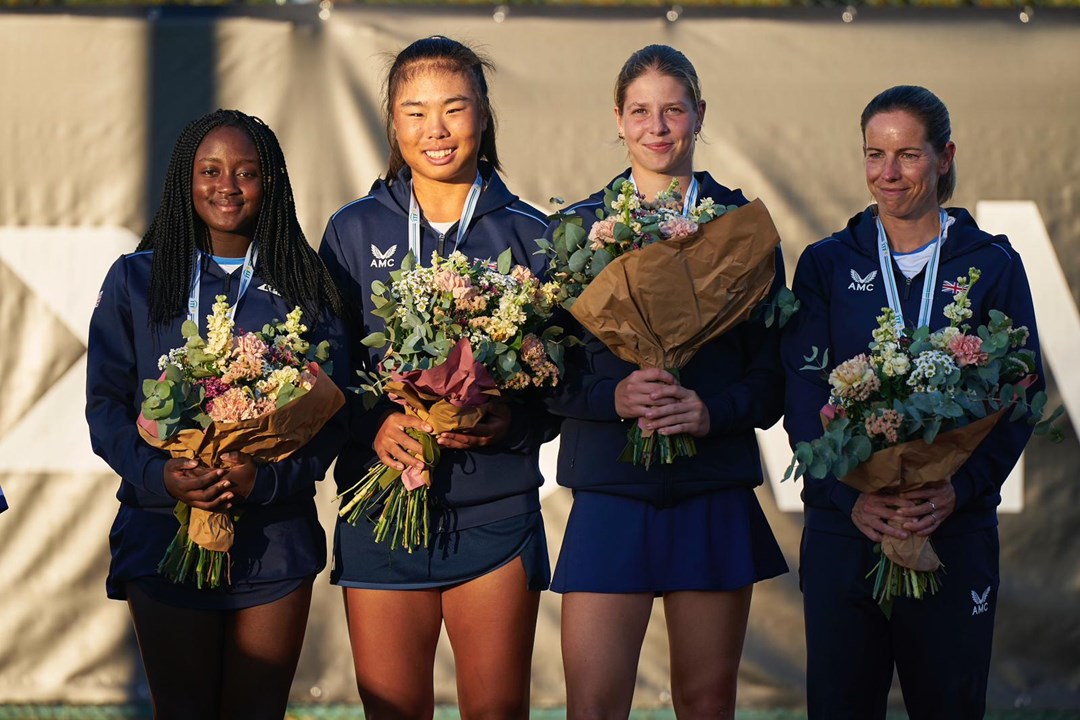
[338,249,565,552]
[539,178,782,468]
[137,295,344,589]
[785,268,1061,614]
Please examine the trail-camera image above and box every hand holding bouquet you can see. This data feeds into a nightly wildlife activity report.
[339,250,565,552]
[138,296,344,589]
[786,268,1061,613]
[540,178,781,468]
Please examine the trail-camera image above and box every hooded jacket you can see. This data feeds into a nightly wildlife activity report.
[782,206,1043,538]
[547,170,786,507]
[86,251,349,594]
[319,162,557,530]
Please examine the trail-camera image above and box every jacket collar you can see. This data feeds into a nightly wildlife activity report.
[591,168,726,204]
[834,205,999,263]
[369,161,517,221]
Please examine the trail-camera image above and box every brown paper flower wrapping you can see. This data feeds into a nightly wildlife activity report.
[137,362,345,552]
[838,410,1005,571]
[385,339,500,435]
[569,198,780,370]
[382,339,500,489]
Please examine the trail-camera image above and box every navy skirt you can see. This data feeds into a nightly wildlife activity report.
[107,499,325,611]
[127,574,309,611]
[332,510,550,591]
[552,487,787,594]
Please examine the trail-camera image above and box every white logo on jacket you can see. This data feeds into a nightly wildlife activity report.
[257,283,281,297]
[370,244,397,268]
[971,586,991,616]
[848,269,878,292]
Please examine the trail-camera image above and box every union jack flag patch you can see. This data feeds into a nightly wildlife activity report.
[941,280,968,295]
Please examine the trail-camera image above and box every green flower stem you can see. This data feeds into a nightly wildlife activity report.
[337,446,435,554]
[157,525,229,590]
[620,424,697,469]
[867,544,944,619]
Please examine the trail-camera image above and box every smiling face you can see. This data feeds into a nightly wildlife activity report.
[615,68,704,182]
[191,125,263,254]
[863,110,955,223]
[391,66,486,187]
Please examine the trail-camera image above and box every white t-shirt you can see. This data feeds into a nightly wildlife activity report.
[893,238,939,280]
[428,219,455,235]
[213,255,244,274]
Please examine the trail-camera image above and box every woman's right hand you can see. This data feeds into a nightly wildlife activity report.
[374,411,434,472]
[614,368,678,420]
[851,491,915,543]
[163,458,232,511]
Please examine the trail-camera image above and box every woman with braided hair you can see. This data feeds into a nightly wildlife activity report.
[86,109,348,719]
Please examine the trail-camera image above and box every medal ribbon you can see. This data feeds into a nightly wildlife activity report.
[407,171,484,263]
[187,242,259,329]
[875,209,953,330]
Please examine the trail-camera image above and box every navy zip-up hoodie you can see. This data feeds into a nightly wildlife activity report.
[782,206,1043,538]
[319,162,558,531]
[86,251,349,596]
[547,170,786,507]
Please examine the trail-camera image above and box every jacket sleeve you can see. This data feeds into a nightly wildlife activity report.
[539,211,626,423]
[950,248,1043,510]
[544,316,626,423]
[85,258,171,498]
[317,216,390,450]
[781,246,860,516]
[498,392,562,454]
[698,246,787,436]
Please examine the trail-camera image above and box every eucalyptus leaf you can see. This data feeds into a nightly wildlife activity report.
[497,247,513,275]
[362,332,388,348]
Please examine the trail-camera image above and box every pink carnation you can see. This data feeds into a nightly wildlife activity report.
[659,215,699,240]
[510,265,537,286]
[434,269,471,295]
[947,334,989,367]
[588,217,617,251]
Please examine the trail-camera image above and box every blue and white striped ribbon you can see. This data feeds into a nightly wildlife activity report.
[875,208,953,330]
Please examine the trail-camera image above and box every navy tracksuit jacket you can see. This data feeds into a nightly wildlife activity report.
[782,206,1043,719]
[318,162,559,535]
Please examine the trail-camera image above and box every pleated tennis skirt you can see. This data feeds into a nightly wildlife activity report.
[552,487,787,594]
[333,509,550,591]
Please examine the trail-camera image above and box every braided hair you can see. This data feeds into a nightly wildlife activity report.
[138,109,342,325]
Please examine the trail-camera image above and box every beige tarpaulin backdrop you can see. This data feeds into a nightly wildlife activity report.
[1,5,1078,710]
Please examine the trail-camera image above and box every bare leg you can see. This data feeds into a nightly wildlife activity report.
[561,591,653,720]
[219,578,314,719]
[126,582,225,720]
[443,558,540,720]
[663,587,753,720]
[343,586,442,720]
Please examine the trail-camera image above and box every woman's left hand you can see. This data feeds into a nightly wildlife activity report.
[638,383,710,438]
[437,402,511,450]
[896,478,956,537]
[218,451,258,506]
